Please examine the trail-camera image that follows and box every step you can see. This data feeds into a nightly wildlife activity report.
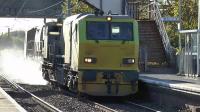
[146,51,166,56]
[138,21,156,24]
[143,44,164,47]
[147,52,166,56]
[139,32,160,35]
[138,20,168,68]
[139,28,158,31]
[148,54,166,58]
[148,58,166,62]
[140,32,159,36]
[140,38,163,42]
[140,37,162,40]
[140,44,164,48]
[141,51,165,56]
[139,25,158,28]
[148,48,165,51]
[140,35,160,38]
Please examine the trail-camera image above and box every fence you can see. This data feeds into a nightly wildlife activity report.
[179,30,200,77]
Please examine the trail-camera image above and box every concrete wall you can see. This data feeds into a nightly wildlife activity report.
[0,0,62,18]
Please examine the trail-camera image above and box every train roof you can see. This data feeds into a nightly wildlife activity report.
[63,14,134,24]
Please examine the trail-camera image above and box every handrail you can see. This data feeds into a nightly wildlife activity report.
[126,0,174,65]
[151,0,174,65]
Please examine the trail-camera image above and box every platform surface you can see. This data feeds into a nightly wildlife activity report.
[139,74,200,94]
[0,87,26,112]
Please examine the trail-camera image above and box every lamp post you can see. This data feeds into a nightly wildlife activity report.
[197,0,200,76]
[178,0,182,74]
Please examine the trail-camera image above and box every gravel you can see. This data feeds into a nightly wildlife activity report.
[7,83,190,112]
[93,97,190,112]
[19,84,101,112]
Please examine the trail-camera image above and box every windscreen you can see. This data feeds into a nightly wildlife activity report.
[87,21,133,41]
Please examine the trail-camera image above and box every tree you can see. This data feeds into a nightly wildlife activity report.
[62,0,93,17]
[161,0,198,47]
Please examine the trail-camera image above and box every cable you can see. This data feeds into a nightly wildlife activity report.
[10,0,80,30]
[12,0,29,29]
[16,0,29,17]
[27,1,63,14]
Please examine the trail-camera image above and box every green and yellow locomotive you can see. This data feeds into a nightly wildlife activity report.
[42,14,139,96]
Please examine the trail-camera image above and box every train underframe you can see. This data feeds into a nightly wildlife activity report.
[42,63,138,96]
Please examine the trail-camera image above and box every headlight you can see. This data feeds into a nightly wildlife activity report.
[106,16,112,21]
[123,58,135,64]
[84,57,97,63]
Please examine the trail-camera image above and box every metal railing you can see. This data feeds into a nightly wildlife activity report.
[126,0,151,19]
[179,30,200,77]
[151,0,175,65]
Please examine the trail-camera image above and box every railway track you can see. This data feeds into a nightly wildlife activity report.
[0,74,163,112]
[79,98,118,112]
[44,81,162,112]
[93,102,118,112]
[0,74,117,112]
[0,74,62,112]
[125,101,161,112]
[99,100,162,112]
[50,88,118,112]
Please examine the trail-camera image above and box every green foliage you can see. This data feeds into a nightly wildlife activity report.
[135,0,152,19]
[62,0,93,17]
[162,0,198,47]
[62,0,68,16]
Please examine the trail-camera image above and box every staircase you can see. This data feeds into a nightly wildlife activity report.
[138,21,177,73]
[138,20,167,66]
[127,0,177,73]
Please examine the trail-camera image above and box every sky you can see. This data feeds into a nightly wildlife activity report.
[0,18,56,33]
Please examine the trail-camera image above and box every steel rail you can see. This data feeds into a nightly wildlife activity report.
[0,74,20,90]
[17,85,62,112]
[0,74,62,112]
[78,96,118,112]
[126,101,161,112]
[53,86,118,112]
[93,102,118,112]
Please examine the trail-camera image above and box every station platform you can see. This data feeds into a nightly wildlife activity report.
[0,87,26,112]
[139,74,200,94]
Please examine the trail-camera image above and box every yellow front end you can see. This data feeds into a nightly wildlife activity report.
[78,43,139,96]
[78,71,138,96]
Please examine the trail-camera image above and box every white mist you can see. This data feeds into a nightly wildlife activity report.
[0,49,47,85]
